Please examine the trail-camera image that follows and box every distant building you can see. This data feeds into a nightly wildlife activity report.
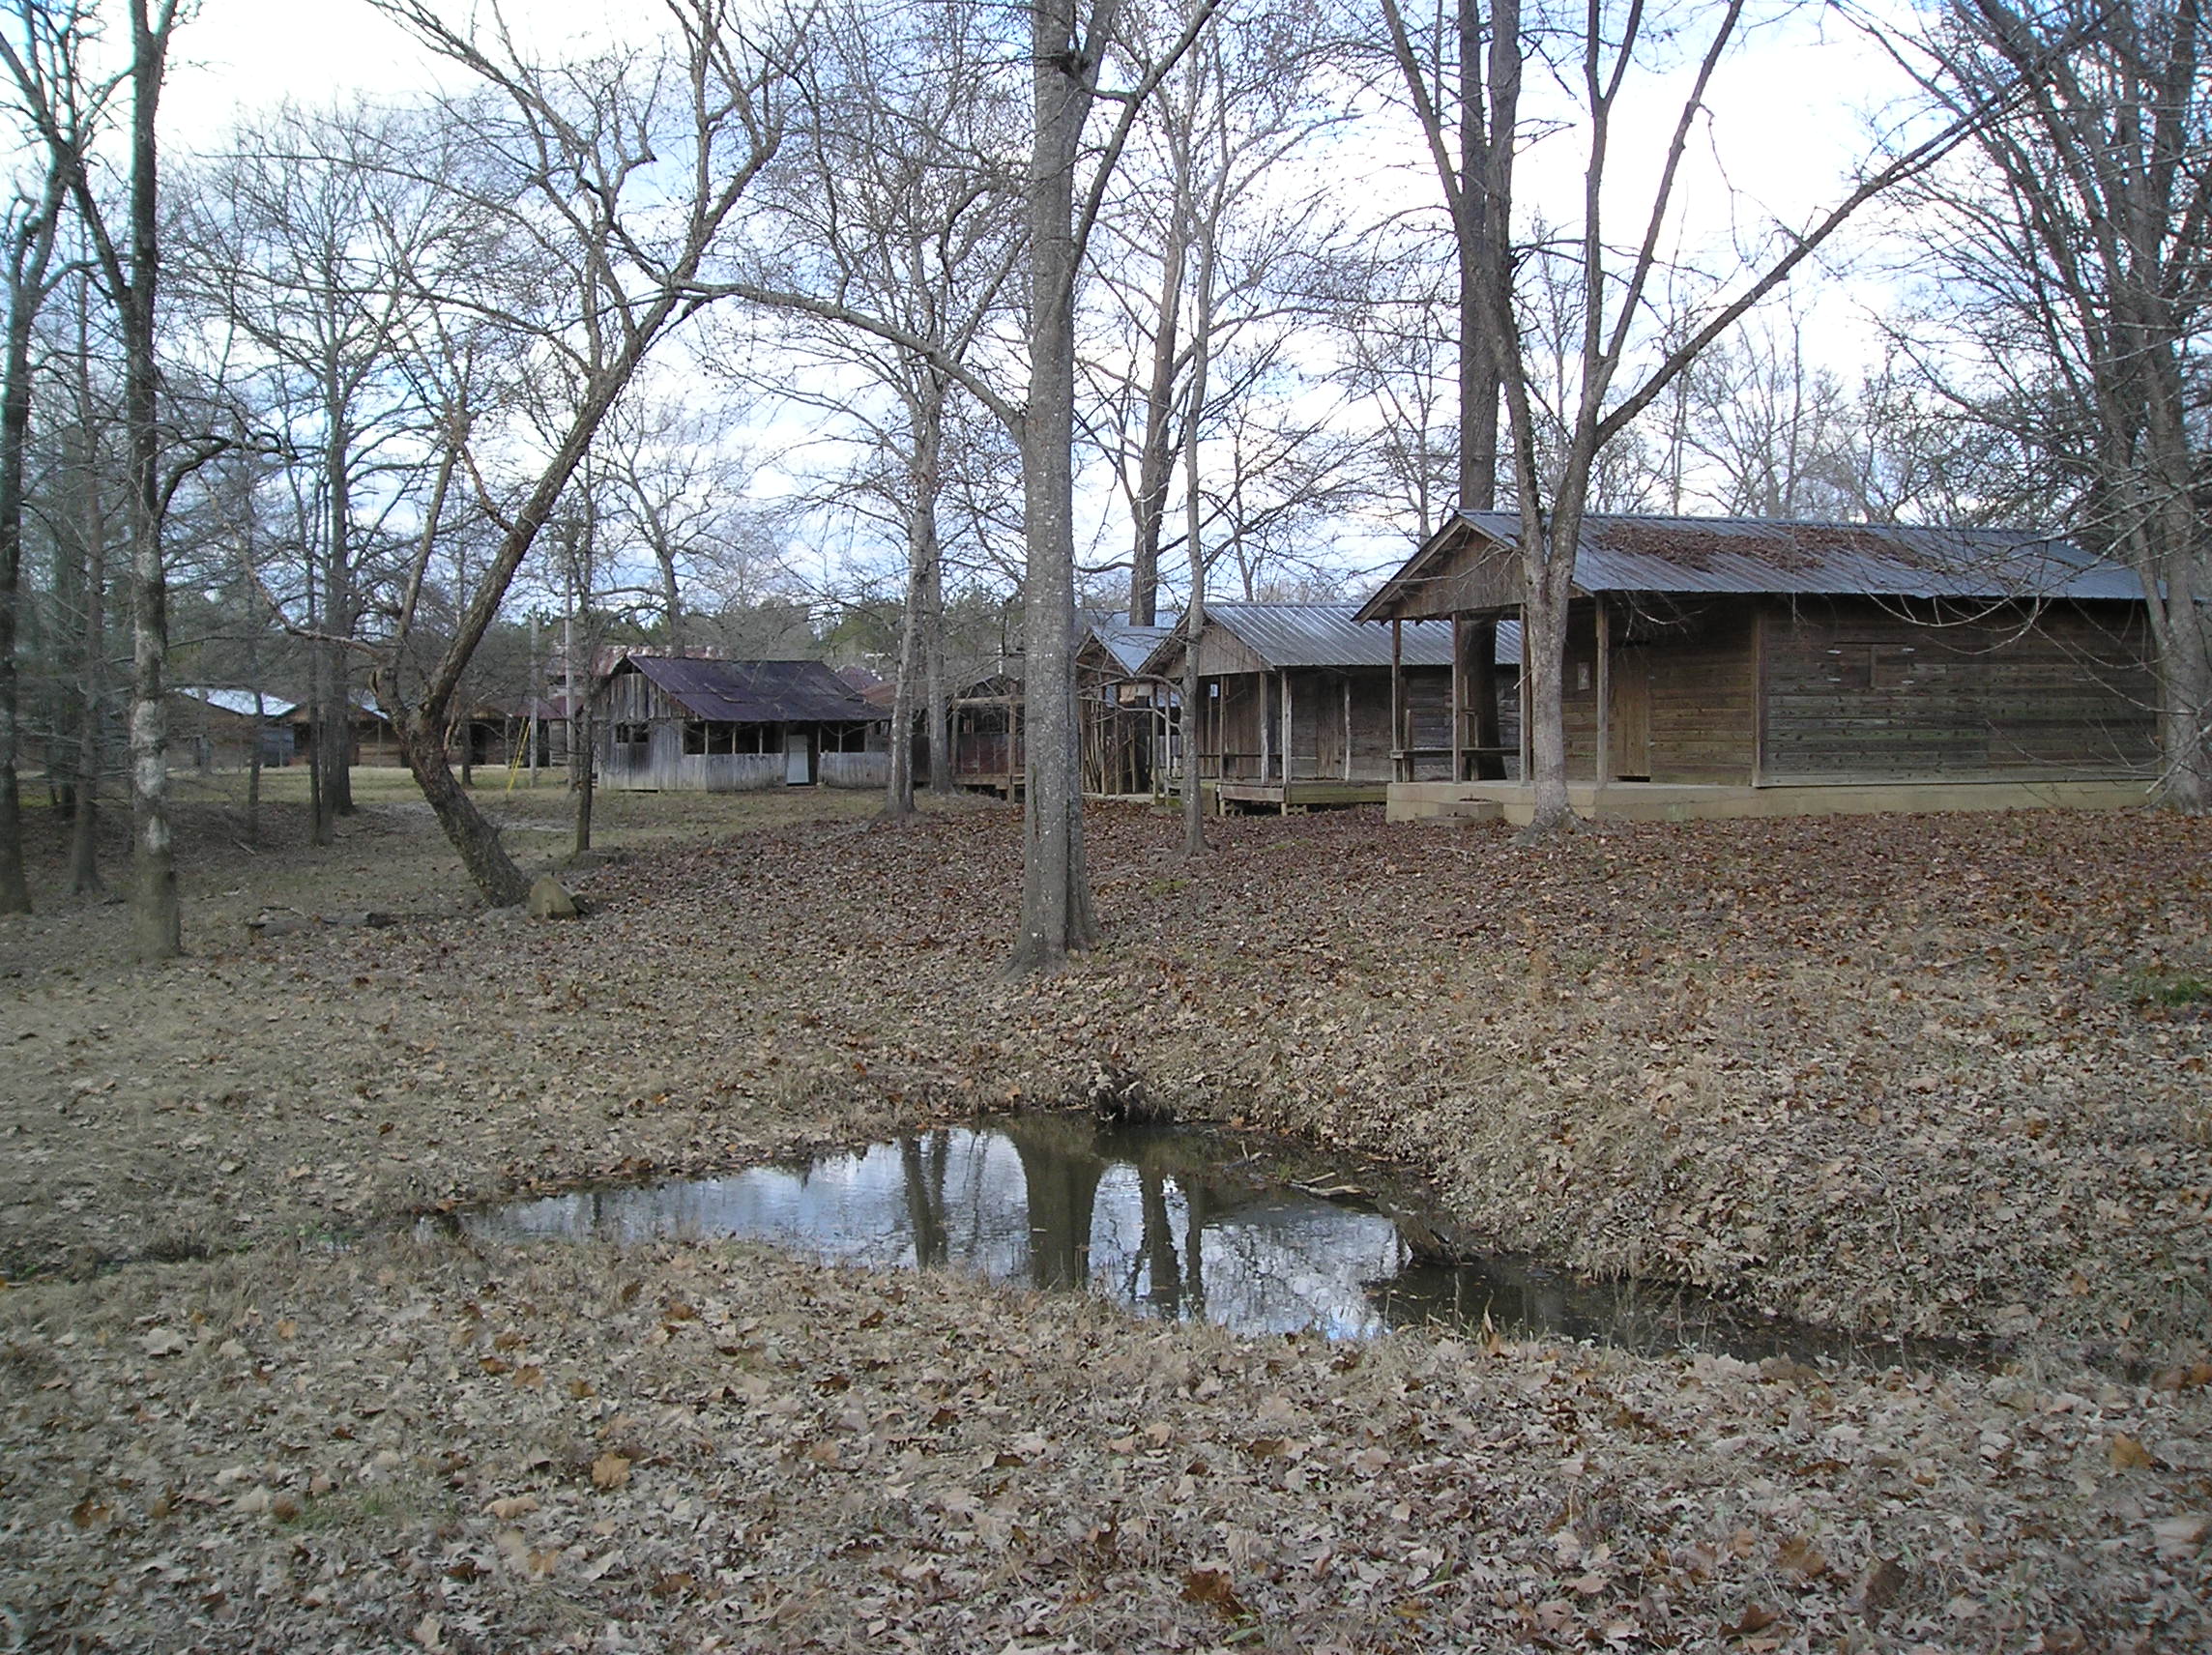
[594,654,889,790]
[1140,604,1515,812]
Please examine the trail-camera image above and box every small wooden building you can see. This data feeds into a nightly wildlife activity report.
[1357,511,2157,822]
[595,654,888,791]
[169,686,296,771]
[284,692,405,768]
[1077,612,1178,797]
[950,670,1024,796]
[1140,603,1513,811]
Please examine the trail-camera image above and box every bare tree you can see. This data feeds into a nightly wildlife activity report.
[744,0,1026,818]
[1892,0,2211,809]
[725,0,1219,969]
[4,0,195,958]
[355,0,801,906]
[0,85,66,913]
[1457,2,1993,831]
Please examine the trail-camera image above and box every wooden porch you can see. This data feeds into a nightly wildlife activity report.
[1387,777,2155,826]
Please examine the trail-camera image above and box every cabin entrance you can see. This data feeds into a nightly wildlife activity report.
[784,730,813,785]
[1610,646,1652,780]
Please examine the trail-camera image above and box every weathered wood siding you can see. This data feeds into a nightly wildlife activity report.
[1761,598,2156,781]
[820,752,888,788]
[1371,527,1523,621]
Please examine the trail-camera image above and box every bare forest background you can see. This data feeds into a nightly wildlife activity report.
[0,0,2204,961]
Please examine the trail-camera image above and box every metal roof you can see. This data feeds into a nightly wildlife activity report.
[1446,510,2143,602]
[618,655,885,724]
[1083,611,1180,676]
[1201,603,1512,669]
[173,685,298,718]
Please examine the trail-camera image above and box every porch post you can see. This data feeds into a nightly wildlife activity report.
[1449,613,1466,783]
[1518,608,1531,779]
[1342,674,1353,779]
[1390,618,1406,781]
[1594,596,1612,785]
[1258,673,1270,783]
[1279,670,1294,814]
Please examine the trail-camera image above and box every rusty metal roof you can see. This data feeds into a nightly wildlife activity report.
[1447,510,2142,601]
[617,655,884,724]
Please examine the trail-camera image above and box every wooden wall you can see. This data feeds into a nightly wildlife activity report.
[1761,598,2156,781]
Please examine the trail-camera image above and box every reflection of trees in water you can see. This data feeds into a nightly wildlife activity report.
[897,1134,950,1267]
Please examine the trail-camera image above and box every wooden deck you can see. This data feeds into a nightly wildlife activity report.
[1211,778,1390,813]
[1387,777,2156,825]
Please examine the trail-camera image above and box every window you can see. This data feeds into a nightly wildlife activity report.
[614,722,650,746]
[1573,659,1593,693]
[820,722,869,753]
[683,720,707,755]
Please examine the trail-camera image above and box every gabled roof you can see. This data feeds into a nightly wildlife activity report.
[1081,610,1181,677]
[612,655,885,723]
[1361,510,2142,620]
[1142,603,1516,676]
[173,685,298,719]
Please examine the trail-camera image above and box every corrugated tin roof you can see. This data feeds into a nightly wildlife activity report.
[619,656,885,724]
[1205,603,1513,669]
[174,685,298,718]
[1450,510,2142,602]
[1083,611,1180,676]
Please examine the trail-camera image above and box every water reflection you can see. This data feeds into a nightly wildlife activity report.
[465,1118,1918,1361]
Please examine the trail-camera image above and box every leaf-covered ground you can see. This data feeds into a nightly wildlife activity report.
[3,779,2210,1649]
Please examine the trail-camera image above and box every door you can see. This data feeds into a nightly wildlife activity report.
[784,729,812,785]
[1610,647,1652,779]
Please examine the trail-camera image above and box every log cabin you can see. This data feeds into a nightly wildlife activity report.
[1355,510,2158,823]
[594,654,888,791]
[1139,603,1518,812]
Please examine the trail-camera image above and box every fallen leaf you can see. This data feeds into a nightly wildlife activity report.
[2110,1434,2155,1469]
[591,1453,631,1490]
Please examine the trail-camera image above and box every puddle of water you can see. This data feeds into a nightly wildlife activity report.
[459,1116,1945,1365]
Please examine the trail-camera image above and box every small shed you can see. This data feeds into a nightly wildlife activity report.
[950,670,1024,796]
[1357,511,2157,821]
[595,655,888,791]
[169,686,296,771]
[284,692,403,768]
[1077,612,1179,797]
[1139,603,1516,811]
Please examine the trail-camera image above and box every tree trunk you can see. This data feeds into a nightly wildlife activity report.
[571,704,594,857]
[320,406,355,819]
[0,188,56,915]
[1126,198,1187,628]
[402,713,530,906]
[1006,0,1099,973]
[70,461,104,896]
[922,527,950,794]
[884,560,918,820]
[124,0,178,962]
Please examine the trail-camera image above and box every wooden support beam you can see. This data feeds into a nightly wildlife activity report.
[1342,674,1353,780]
[1449,613,1466,783]
[1594,597,1612,784]
[1279,670,1294,814]
[1390,619,1407,781]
